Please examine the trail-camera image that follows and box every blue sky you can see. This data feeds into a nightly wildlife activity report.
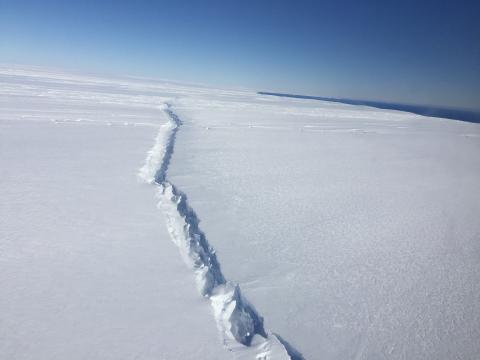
[1,0,479,110]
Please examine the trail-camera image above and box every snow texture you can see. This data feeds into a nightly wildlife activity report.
[2,65,480,360]
[168,93,480,360]
[0,67,233,360]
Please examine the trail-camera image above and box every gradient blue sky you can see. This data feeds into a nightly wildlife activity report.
[1,0,479,110]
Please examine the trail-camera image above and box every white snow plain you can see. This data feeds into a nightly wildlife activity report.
[1,65,480,360]
[0,67,233,360]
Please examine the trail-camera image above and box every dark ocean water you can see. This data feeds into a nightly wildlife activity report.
[258,92,480,124]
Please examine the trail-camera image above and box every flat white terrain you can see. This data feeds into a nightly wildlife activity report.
[169,97,480,359]
[0,68,232,360]
[1,66,480,359]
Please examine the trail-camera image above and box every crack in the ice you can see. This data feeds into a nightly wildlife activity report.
[139,103,304,359]
[152,108,180,184]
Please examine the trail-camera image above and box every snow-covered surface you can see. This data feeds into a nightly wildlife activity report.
[169,96,480,360]
[2,66,480,359]
[0,68,232,360]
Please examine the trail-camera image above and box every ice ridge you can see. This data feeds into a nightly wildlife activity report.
[139,103,303,359]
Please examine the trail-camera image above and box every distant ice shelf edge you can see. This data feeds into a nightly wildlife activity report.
[137,103,304,360]
[258,91,480,124]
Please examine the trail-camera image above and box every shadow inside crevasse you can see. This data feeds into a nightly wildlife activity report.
[274,333,306,360]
